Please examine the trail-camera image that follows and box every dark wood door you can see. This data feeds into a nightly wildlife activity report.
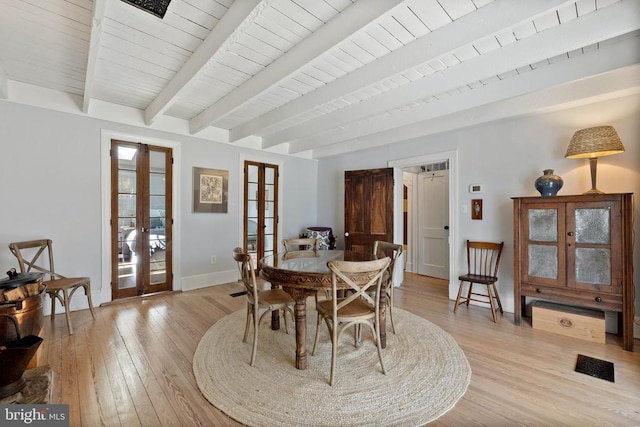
[344,168,394,254]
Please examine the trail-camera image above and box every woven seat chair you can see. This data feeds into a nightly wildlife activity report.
[312,257,390,386]
[282,237,319,255]
[233,249,295,366]
[282,237,327,304]
[9,239,96,335]
[453,240,504,322]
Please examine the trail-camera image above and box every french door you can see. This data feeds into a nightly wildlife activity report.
[111,140,173,299]
[243,161,278,266]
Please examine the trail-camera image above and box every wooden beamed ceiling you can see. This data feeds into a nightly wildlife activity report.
[0,0,638,158]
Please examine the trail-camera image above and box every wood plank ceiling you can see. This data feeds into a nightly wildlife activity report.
[0,0,638,158]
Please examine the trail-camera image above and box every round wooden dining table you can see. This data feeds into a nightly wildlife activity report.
[259,250,388,370]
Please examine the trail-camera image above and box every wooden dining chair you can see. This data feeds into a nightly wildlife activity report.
[282,237,319,254]
[453,240,505,322]
[9,239,96,335]
[312,257,390,386]
[233,249,295,366]
[232,246,244,280]
[282,237,325,303]
[373,241,403,334]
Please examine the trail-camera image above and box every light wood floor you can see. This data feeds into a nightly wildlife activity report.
[37,273,639,426]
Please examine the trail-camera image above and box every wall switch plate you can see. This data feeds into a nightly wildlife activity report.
[210,255,217,264]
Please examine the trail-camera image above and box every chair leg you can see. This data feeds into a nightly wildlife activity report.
[49,291,57,320]
[492,283,504,313]
[84,283,96,319]
[465,283,474,307]
[311,313,323,355]
[62,288,73,335]
[243,303,251,343]
[373,321,386,376]
[282,308,290,334]
[388,288,396,334]
[486,285,497,323]
[453,281,465,313]
[329,326,338,386]
[250,310,259,367]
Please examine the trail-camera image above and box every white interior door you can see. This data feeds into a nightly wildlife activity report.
[417,170,449,279]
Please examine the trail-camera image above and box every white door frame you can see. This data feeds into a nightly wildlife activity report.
[402,172,415,273]
[389,150,458,292]
[100,130,181,303]
[238,154,284,254]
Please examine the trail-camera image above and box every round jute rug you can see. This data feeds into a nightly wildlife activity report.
[193,307,471,427]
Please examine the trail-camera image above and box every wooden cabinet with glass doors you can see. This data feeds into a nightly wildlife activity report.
[512,193,634,351]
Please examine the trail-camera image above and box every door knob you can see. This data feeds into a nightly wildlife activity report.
[444,226,449,230]
[344,232,349,237]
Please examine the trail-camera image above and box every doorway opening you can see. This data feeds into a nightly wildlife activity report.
[389,151,457,295]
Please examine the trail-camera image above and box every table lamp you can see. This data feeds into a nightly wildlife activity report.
[565,126,625,194]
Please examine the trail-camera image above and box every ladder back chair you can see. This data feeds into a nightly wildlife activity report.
[233,249,295,367]
[312,257,390,386]
[453,240,504,322]
[373,241,403,334]
[9,239,96,335]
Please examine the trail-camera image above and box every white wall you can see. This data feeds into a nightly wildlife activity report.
[316,94,640,330]
[1,93,638,335]
[0,101,319,309]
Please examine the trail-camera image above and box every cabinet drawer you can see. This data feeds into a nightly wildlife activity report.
[520,283,622,311]
[532,301,605,343]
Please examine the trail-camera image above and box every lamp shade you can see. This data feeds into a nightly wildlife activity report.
[565,126,625,159]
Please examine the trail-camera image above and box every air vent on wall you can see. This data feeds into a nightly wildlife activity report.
[121,0,171,19]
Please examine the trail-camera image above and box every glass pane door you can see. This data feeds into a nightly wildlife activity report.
[148,150,170,288]
[244,161,278,267]
[567,201,619,293]
[264,165,277,258]
[115,145,138,292]
[111,141,172,299]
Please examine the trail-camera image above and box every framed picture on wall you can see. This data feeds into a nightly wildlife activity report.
[193,167,228,213]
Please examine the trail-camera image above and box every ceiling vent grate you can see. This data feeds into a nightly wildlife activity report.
[121,0,171,19]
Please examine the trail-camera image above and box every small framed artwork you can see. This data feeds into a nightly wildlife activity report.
[193,167,228,213]
[471,199,483,220]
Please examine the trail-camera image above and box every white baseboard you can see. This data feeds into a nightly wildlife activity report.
[38,269,239,316]
[181,269,238,291]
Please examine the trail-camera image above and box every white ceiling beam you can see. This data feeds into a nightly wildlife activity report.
[233,0,573,143]
[292,34,640,155]
[188,0,405,134]
[272,0,640,149]
[82,0,106,114]
[144,0,263,126]
[310,65,640,159]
